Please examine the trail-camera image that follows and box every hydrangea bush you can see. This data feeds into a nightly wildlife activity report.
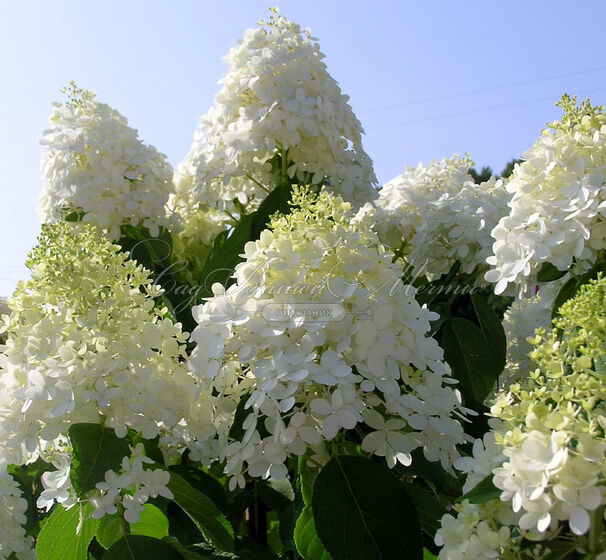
[0,8,604,560]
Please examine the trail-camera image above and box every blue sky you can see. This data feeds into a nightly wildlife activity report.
[1,0,605,295]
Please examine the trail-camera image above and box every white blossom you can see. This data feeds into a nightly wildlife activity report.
[485,96,606,295]
[175,8,377,218]
[0,224,197,469]
[187,189,471,484]
[91,444,173,524]
[39,83,175,240]
[370,155,509,281]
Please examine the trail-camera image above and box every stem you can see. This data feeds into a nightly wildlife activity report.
[247,484,268,546]
[117,503,130,536]
[587,506,603,558]
[246,174,271,193]
[281,149,288,186]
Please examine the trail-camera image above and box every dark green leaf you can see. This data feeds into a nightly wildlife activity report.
[197,183,293,302]
[552,277,581,319]
[101,534,183,560]
[537,262,568,283]
[36,502,99,560]
[64,209,86,222]
[197,214,254,300]
[423,550,438,560]
[394,449,446,492]
[278,498,302,554]
[471,294,506,373]
[68,423,131,496]
[401,483,448,537]
[312,456,422,560]
[168,472,235,552]
[257,478,294,512]
[166,502,202,547]
[298,456,321,506]
[440,318,499,403]
[169,466,228,515]
[250,183,292,239]
[96,504,169,549]
[130,432,164,466]
[294,506,332,560]
[458,474,500,504]
[533,539,579,560]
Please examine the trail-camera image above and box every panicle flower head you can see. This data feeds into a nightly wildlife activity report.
[437,276,606,557]
[39,82,175,240]
[175,8,377,218]
[0,223,196,467]
[485,95,606,295]
[370,155,510,281]
[187,187,471,486]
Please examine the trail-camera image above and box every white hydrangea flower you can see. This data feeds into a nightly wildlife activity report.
[91,444,173,524]
[37,449,76,512]
[370,155,510,281]
[0,223,197,468]
[500,278,565,386]
[175,8,377,217]
[187,189,471,485]
[485,96,606,295]
[0,462,35,560]
[439,278,606,557]
[454,429,505,494]
[435,500,515,560]
[39,82,175,240]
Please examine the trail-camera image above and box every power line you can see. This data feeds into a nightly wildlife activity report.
[366,87,606,131]
[360,66,606,114]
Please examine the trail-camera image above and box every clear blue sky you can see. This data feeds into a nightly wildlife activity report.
[1,0,605,295]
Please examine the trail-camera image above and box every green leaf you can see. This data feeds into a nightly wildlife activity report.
[258,478,294,512]
[68,423,131,496]
[64,208,86,222]
[294,506,332,560]
[537,262,568,283]
[250,183,292,239]
[401,483,448,537]
[169,466,228,515]
[168,472,235,552]
[312,456,422,560]
[101,534,183,560]
[197,214,254,300]
[471,294,506,373]
[533,539,578,560]
[423,550,438,560]
[166,502,202,547]
[440,318,499,403]
[197,183,293,301]
[36,502,99,560]
[458,474,500,504]
[552,277,582,318]
[298,456,321,506]
[96,504,169,549]
[394,449,446,492]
